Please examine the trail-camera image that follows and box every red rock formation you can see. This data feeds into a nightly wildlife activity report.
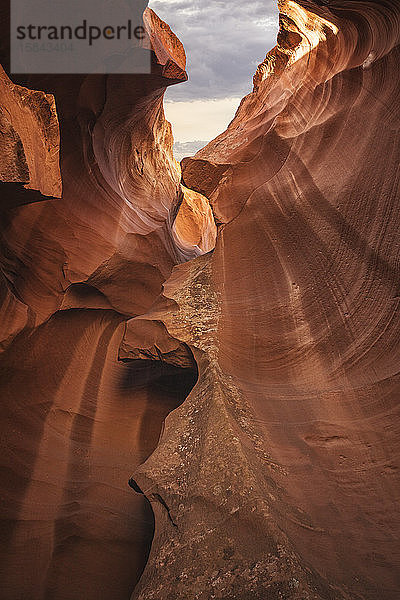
[135,1,400,598]
[1,1,400,599]
[0,7,206,599]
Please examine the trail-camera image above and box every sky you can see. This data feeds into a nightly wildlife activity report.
[148,0,279,145]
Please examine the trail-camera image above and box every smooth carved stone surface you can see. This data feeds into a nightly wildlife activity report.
[0,8,217,349]
[173,185,217,255]
[1,1,400,600]
[137,1,400,598]
[0,7,205,600]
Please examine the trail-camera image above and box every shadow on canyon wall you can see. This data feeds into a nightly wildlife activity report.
[0,309,197,599]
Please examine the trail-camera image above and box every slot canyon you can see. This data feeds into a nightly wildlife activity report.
[0,1,400,599]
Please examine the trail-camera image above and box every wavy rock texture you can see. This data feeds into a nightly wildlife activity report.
[136,1,400,599]
[0,8,209,600]
[1,1,400,599]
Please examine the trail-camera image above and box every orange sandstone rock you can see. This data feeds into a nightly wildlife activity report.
[1,1,400,600]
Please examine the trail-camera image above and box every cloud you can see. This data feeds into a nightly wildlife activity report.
[173,139,210,161]
[149,0,279,101]
[164,97,241,142]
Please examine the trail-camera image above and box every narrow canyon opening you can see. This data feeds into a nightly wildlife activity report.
[2,0,400,599]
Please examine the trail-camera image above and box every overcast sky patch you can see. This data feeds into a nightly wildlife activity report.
[149,0,279,102]
[164,97,242,143]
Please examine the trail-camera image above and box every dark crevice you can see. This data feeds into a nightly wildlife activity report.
[151,493,178,528]
[123,351,198,594]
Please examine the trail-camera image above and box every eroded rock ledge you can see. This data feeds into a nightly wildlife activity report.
[1,1,400,599]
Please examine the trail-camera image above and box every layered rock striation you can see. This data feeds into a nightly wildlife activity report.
[0,7,211,599]
[1,1,400,599]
